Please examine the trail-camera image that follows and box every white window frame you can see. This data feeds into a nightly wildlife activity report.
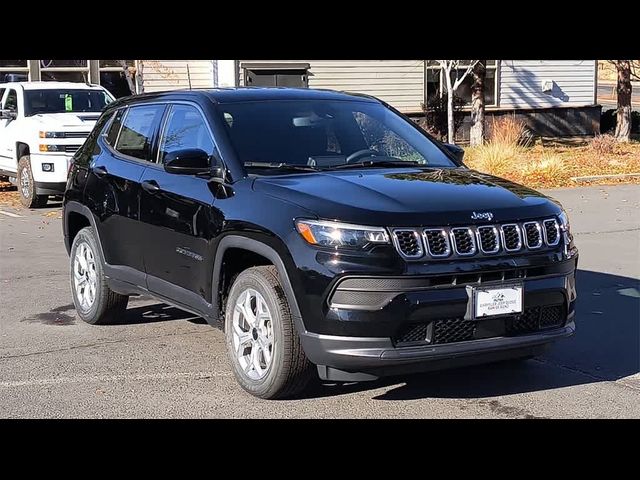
[0,60,30,82]
[38,60,90,83]
[426,60,499,108]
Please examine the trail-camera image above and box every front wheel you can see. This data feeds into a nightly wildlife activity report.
[224,266,313,399]
[17,156,48,208]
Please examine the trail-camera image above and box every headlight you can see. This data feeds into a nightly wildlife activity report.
[39,131,65,138]
[558,210,573,243]
[39,144,65,152]
[295,219,389,249]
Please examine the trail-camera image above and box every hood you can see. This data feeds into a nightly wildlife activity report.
[28,113,99,129]
[253,167,561,226]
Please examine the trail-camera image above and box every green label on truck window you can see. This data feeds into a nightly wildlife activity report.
[64,94,73,111]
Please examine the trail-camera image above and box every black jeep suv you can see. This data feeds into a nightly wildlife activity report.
[63,88,578,399]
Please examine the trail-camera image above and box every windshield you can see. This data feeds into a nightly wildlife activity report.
[24,89,114,116]
[218,100,456,172]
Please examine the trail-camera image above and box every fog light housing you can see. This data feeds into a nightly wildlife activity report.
[42,163,54,172]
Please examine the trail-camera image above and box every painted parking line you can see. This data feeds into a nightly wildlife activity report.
[0,371,229,389]
[0,210,23,218]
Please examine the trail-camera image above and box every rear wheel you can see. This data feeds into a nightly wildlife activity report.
[17,156,48,208]
[70,226,129,324]
[224,266,313,399]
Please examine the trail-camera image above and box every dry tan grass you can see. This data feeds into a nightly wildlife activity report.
[589,134,620,156]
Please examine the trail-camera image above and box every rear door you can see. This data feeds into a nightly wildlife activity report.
[85,103,166,279]
[139,102,223,311]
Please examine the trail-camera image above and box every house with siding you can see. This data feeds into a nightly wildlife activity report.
[0,59,600,140]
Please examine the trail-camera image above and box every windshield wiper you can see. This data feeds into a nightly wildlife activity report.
[244,162,318,172]
[323,159,422,171]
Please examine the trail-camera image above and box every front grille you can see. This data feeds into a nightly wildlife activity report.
[423,229,450,257]
[64,145,81,153]
[523,222,542,249]
[392,230,423,258]
[501,224,522,251]
[390,217,562,260]
[543,219,560,246]
[394,305,565,347]
[477,226,499,254]
[451,228,476,255]
[62,132,90,139]
[433,318,476,344]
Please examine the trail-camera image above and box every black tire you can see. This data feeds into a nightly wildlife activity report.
[17,156,48,208]
[70,226,129,325]
[224,266,313,399]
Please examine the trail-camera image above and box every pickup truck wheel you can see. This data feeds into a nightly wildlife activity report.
[17,156,48,208]
[225,266,313,399]
[70,227,129,325]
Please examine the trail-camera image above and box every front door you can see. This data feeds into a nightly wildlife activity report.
[139,103,223,311]
[85,103,166,277]
[0,89,20,173]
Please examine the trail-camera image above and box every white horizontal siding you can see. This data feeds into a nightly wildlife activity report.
[239,60,425,113]
[499,60,596,109]
[140,60,214,92]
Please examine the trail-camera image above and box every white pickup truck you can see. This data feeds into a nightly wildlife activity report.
[0,82,115,207]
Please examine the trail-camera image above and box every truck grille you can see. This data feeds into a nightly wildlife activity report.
[392,230,423,258]
[64,145,81,153]
[391,217,561,261]
[394,305,565,347]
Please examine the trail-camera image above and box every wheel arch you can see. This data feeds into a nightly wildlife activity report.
[16,142,30,162]
[63,201,104,259]
[212,235,305,334]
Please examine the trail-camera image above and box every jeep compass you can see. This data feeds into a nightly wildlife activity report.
[63,88,578,399]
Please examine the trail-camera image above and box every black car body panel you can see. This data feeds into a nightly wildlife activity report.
[63,87,578,381]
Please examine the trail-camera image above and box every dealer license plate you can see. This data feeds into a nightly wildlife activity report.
[473,285,523,319]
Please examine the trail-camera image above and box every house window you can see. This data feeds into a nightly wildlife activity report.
[242,63,310,88]
[426,60,498,107]
[99,60,136,98]
[40,60,89,83]
[0,60,29,83]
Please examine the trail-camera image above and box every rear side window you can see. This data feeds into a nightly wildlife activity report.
[115,104,165,161]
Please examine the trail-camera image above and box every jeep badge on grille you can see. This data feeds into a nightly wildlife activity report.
[471,211,494,221]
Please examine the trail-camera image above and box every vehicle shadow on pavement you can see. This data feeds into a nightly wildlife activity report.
[307,269,640,401]
[111,300,207,325]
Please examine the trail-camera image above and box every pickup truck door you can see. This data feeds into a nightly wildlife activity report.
[0,88,20,173]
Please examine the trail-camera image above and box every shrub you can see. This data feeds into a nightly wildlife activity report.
[521,153,567,185]
[488,115,532,147]
[465,143,518,177]
[589,134,619,155]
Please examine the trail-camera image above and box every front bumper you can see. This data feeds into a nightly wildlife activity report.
[29,153,73,184]
[302,319,574,380]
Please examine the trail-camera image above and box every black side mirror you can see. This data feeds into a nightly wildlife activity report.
[164,148,211,175]
[442,143,465,163]
[0,109,17,120]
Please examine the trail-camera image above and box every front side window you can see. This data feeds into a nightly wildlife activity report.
[4,89,18,112]
[159,104,217,164]
[24,89,114,116]
[220,99,455,172]
[115,105,165,161]
[105,108,125,146]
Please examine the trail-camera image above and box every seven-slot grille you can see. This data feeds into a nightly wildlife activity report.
[391,217,561,260]
[392,230,423,258]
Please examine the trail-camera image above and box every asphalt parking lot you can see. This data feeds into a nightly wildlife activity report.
[0,184,638,418]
